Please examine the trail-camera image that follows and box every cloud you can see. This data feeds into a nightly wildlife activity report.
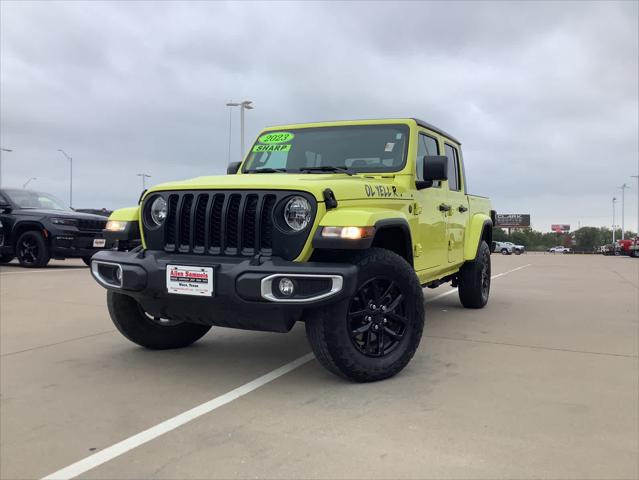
[1,0,637,231]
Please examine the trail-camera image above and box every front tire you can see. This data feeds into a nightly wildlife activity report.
[107,291,211,349]
[305,248,425,382]
[16,231,50,268]
[458,240,491,309]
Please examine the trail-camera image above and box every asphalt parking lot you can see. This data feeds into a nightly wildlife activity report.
[1,253,637,479]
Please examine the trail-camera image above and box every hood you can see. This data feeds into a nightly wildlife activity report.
[146,173,414,202]
[12,208,108,220]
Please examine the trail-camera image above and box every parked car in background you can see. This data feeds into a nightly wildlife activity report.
[616,239,635,257]
[504,241,525,255]
[629,237,639,258]
[0,188,112,267]
[493,241,511,254]
[548,246,571,254]
[493,241,525,255]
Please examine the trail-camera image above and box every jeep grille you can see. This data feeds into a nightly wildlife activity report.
[142,190,313,260]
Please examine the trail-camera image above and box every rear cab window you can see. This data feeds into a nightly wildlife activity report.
[416,132,441,187]
[444,143,462,192]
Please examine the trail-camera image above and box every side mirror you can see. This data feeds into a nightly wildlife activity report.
[0,203,12,213]
[416,155,448,189]
[227,162,241,175]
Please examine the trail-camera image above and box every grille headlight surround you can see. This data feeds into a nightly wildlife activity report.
[147,196,168,227]
[283,196,311,232]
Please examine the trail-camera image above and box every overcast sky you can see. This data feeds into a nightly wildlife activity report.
[1,1,637,232]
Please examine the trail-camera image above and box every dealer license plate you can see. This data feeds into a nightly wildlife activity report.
[93,238,106,248]
[166,265,214,296]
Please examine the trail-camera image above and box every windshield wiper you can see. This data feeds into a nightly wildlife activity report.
[248,168,288,174]
[300,166,354,176]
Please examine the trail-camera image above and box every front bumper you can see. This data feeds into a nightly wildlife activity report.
[90,250,357,332]
[50,230,113,258]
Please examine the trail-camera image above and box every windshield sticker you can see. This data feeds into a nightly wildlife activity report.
[258,132,295,144]
[384,142,395,152]
[253,144,292,153]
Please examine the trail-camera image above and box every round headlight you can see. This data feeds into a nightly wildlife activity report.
[150,197,167,226]
[284,196,311,231]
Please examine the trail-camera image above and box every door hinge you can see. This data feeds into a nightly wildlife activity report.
[412,202,422,215]
[414,243,423,257]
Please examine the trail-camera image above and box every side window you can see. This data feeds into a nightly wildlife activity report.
[444,143,460,191]
[417,133,440,186]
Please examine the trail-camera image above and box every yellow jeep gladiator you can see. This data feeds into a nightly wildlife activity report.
[92,119,493,382]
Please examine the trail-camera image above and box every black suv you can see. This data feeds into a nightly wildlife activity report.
[0,188,112,268]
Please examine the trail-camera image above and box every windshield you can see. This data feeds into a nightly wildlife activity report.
[243,124,409,174]
[3,189,70,211]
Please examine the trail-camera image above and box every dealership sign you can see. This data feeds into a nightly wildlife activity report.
[551,224,571,233]
[495,214,531,227]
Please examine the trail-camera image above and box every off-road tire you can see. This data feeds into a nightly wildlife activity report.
[0,254,15,264]
[305,248,425,382]
[107,291,211,349]
[16,231,50,268]
[458,240,491,309]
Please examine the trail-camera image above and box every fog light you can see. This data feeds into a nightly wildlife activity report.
[278,277,295,296]
[115,266,122,284]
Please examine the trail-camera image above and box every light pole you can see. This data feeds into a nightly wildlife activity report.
[0,147,12,188]
[226,100,254,160]
[619,183,628,239]
[632,175,638,236]
[136,173,151,190]
[58,149,73,208]
[23,177,36,189]
[612,197,617,243]
[226,101,235,163]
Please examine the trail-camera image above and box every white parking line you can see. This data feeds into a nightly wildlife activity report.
[41,353,315,480]
[0,268,87,275]
[425,263,532,303]
[41,262,532,480]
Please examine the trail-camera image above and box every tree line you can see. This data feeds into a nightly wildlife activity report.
[493,227,637,252]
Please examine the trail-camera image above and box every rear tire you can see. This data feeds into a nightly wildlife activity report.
[501,248,509,255]
[16,231,50,268]
[458,240,491,309]
[305,248,424,382]
[107,291,211,349]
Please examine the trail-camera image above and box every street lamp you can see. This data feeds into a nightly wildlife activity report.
[23,177,36,189]
[0,147,13,188]
[58,149,73,208]
[612,197,617,243]
[619,183,628,239]
[136,173,151,190]
[632,175,638,236]
[226,100,254,160]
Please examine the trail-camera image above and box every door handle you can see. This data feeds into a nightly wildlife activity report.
[458,205,468,213]
[438,203,451,212]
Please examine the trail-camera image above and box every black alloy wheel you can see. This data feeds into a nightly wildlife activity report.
[348,277,408,358]
[16,231,50,268]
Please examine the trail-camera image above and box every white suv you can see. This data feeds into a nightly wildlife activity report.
[548,246,571,254]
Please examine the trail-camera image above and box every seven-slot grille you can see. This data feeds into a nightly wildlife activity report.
[161,192,277,256]
[78,219,107,231]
